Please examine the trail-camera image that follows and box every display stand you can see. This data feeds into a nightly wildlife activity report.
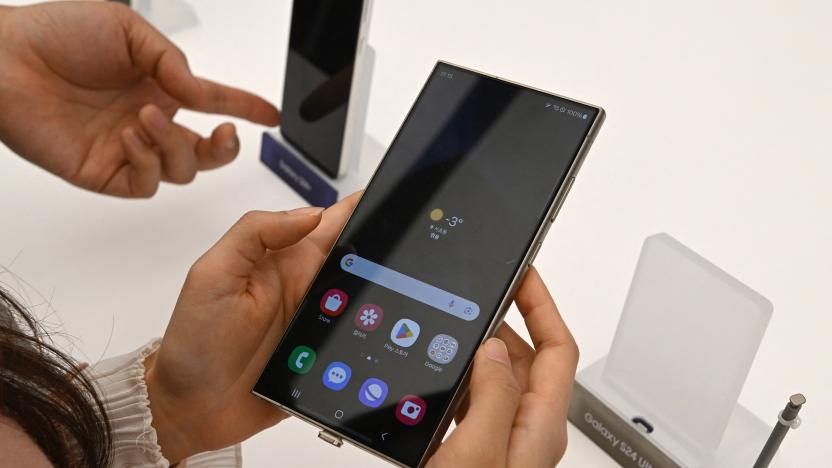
[260,130,384,207]
[569,233,782,467]
[260,45,379,207]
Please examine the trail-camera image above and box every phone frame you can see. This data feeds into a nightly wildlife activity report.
[279,0,375,179]
[255,60,606,467]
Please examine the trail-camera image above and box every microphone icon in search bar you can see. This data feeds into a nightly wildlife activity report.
[340,254,480,321]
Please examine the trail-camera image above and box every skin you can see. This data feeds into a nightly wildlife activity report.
[0,2,280,198]
[0,2,580,466]
[0,193,578,467]
[0,415,51,468]
[144,191,579,465]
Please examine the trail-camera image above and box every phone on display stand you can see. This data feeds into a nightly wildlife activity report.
[255,61,605,467]
[280,0,374,179]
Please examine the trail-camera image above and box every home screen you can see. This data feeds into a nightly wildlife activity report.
[255,63,599,466]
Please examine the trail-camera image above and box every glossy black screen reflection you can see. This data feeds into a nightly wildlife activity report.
[280,0,365,177]
[256,63,599,467]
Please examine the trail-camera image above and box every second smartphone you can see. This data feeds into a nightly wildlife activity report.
[280,0,372,178]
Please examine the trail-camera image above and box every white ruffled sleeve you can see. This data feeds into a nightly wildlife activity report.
[87,340,242,468]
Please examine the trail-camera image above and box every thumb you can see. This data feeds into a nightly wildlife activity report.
[441,338,520,466]
[191,207,324,284]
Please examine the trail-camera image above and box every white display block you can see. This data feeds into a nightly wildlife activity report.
[569,233,781,468]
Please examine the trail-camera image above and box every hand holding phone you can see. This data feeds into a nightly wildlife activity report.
[143,195,360,463]
[256,62,602,466]
[427,267,579,468]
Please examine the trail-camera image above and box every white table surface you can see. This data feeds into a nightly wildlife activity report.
[1,1,829,466]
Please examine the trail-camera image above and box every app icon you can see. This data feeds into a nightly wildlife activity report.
[322,361,352,391]
[390,318,420,347]
[396,395,427,425]
[358,378,389,408]
[355,304,384,331]
[427,334,459,364]
[320,289,348,316]
[288,346,316,374]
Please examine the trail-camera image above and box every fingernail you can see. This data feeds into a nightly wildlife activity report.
[226,134,240,152]
[287,206,324,217]
[147,107,169,131]
[124,128,144,148]
[484,338,510,365]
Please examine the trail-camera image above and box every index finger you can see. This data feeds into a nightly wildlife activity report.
[123,10,280,126]
[185,77,281,127]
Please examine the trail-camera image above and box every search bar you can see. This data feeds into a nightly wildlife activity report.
[340,254,480,321]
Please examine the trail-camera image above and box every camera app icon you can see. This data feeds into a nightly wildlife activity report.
[395,394,427,426]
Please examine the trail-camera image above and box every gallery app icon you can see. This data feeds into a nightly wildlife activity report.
[355,304,384,331]
[396,395,427,426]
[322,361,352,391]
[390,318,420,347]
[427,334,459,364]
[287,345,316,374]
[320,289,348,316]
[358,378,389,408]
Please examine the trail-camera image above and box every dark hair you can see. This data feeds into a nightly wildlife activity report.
[0,287,111,467]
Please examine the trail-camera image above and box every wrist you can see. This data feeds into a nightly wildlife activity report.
[144,352,200,464]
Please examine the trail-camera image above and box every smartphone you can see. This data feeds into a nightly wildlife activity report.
[255,61,605,467]
[280,0,373,178]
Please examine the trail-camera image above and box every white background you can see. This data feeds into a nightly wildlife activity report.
[1,0,830,466]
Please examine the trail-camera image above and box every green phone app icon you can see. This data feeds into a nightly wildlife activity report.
[288,345,316,374]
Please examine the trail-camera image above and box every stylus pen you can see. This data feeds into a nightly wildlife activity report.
[753,393,806,468]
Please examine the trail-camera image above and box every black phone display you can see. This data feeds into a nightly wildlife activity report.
[256,62,603,467]
[280,0,366,178]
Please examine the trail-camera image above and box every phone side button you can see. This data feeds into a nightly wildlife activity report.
[551,176,576,221]
[318,430,344,448]
[528,242,543,265]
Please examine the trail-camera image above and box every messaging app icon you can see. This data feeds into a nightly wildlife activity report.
[322,361,352,391]
[358,378,389,408]
[390,318,420,348]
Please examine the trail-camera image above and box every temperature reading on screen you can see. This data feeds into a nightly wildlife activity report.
[428,208,464,240]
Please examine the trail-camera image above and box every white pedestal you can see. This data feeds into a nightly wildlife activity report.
[568,233,782,467]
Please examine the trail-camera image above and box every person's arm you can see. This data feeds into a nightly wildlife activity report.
[91,194,360,463]
[88,341,241,467]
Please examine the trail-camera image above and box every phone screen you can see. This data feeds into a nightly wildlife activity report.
[280,0,366,177]
[256,62,601,466]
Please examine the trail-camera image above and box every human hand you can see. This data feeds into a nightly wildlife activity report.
[0,2,279,197]
[143,193,360,463]
[428,267,580,468]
